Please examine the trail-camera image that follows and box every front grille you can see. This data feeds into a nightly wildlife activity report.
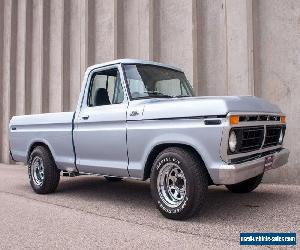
[229,126,264,154]
[239,115,280,122]
[229,125,285,155]
[240,127,264,152]
[263,125,283,148]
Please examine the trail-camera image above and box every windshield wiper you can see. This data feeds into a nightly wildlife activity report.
[132,96,156,100]
[172,95,191,98]
[132,92,189,100]
[144,91,172,98]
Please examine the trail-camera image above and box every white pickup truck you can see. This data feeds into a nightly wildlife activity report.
[9,59,289,220]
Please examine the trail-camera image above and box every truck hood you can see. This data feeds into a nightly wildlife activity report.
[133,96,282,120]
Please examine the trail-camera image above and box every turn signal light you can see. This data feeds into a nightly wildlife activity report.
[230,115,239,125]
[280,116,286,124]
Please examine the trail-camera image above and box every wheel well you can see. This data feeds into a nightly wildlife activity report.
[27,142,52,164]
[143,143,213,184]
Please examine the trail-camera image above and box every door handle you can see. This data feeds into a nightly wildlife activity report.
[82,115,89,120]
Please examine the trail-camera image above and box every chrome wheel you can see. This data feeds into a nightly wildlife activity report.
[157,163,187,208]
[31,156,45,186]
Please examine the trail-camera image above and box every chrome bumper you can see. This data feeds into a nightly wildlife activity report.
[215,148,289,185]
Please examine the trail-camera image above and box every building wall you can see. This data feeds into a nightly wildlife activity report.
[0,0,299,184]
[253,0,300,183]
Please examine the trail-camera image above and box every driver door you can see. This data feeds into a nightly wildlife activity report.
[73,65,129,177]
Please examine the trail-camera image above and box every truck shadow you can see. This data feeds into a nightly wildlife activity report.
[56,176,153,210]
[55,176,290,222]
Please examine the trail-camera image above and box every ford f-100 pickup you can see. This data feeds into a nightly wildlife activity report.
[9,59,289,220]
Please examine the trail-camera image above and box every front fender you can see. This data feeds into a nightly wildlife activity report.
[126,119,224,179]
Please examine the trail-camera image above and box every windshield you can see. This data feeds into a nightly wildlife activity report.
[123,64,194,99]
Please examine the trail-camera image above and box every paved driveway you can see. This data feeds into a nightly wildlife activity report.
[0,164,299,249]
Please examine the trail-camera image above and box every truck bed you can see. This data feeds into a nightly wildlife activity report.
[9,112,76,171]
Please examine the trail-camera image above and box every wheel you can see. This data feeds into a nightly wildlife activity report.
[104,176,123,182]
[28,146,60,194]
[225,173,263,193]
[150,147,208,220]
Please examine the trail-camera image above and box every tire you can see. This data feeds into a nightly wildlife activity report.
[104,176,123,182]
[150,147,208,220]
[225,173,263,193]
[28,146,60,194]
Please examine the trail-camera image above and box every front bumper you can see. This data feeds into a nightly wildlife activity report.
[214,148,289,185]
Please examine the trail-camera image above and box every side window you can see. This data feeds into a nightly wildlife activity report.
[88,68,124,107]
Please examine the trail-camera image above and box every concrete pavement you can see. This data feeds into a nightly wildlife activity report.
[0,164,299,249]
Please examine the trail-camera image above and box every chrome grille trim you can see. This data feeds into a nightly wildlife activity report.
[220,112,286,163]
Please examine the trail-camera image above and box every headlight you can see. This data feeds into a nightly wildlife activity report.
[278,129,284,144]
[228,131,237,153]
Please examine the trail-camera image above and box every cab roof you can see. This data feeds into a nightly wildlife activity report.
[86,59,183,72]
